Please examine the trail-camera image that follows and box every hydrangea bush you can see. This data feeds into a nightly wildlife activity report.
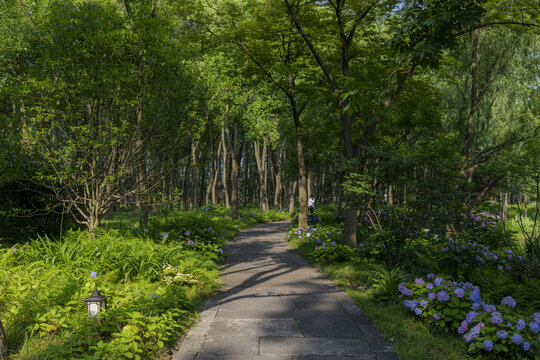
[399,275,539,358]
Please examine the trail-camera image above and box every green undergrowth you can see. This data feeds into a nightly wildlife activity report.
[0,205,289,360]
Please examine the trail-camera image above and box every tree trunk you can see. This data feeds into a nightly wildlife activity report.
[524,195,528,218]
[274,148,283,210]
[289,180,297,216]
[243,142,250,207]
[191,141,199,209]
[211,137,223,205]
[0,317,6,360]
[229,115,240,220]
[254,138,269,211]
[221,112,230,208]
[502,192,508,221]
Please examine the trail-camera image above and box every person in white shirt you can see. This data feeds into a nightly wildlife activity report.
[308,195,315,214]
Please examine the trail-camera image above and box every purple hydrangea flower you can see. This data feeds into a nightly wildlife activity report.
[428,292,436,301]
[314,246,319,251]
[161,232,169,239]
[501,296,517,308]
[90,271,97,279]
[491,316,503,324]
[420,300,428,308]
[516,319,526,330]
[496,330,508,339]
[457,327,465,335]
[415,308,423,316]
[184,230,191,236]
[484,304,497,313]
[330,241,337,247]
[506,249,513,254]
[434,277,443,286]
[510,334,523,345]
[497,265,503,270]
[415,278,425,285]
[466,312,477,324]
[437,291,450,302]
[427,273,435,279]
[426,283,434,289]
[454,288,465,298]
[460,320,469,330]
[433,314,440,321]
[187,240,194,245]
[482,340,493,351]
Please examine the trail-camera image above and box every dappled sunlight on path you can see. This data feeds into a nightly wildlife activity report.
[173,221,399,360]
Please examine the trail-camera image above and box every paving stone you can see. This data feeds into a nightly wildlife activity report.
[294,315,363,338]
[260,337,373,356]
[199,335,259,355]
[208,319,302,337]
[292,356,376,360]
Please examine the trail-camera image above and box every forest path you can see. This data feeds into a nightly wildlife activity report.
[173,220,399,360]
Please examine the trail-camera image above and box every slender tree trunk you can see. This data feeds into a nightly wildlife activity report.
[0,317,6,360]
[229,116,240,219]
[221,109,230,208]
[191,141,199,209]
[289,180,297,216]
[274,148,283,210]
[243,142,249,207]
[254,138,269,211]
[524,195,528,218]
[211,137,223,205]
[503,192,508,221]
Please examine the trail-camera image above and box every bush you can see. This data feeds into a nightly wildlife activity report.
[399,275,539,359]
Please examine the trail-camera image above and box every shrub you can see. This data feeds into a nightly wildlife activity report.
[399,275,539,358]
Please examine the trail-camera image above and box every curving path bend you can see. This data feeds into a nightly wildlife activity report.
[173,220,399,360]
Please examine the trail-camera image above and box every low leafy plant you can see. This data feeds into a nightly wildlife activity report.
[368,265,406,301]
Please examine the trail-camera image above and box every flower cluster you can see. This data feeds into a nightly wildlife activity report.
[400,275,539,357]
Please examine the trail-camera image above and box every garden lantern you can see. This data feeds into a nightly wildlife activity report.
[84,287,107,317]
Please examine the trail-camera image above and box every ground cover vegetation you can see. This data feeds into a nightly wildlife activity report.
[0,0,538,358]
[0,206,289,359]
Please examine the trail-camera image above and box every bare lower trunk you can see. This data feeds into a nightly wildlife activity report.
[0,317,6,360]
[289,180,297,216]
[221,118,230,208]
[502,192,508,221]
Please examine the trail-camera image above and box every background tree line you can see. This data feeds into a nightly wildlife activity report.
[0,0,538,244]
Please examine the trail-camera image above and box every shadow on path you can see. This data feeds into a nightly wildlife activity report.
[173,221,399,360]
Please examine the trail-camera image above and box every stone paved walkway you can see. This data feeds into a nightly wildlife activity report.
[173,221,399,360]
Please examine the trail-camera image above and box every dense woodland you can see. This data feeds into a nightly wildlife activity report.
[0,0,539,358]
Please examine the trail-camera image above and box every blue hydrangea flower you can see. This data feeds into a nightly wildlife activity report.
[415,308,423,316]
[516,319,526,330]
[90,271,97,279]
[491,316,503,324]
[434,277,443,286]
[529,322,540,334]
[420,300,428,308]
[427,273,435,279]
[482,340,493,351]
[522,342,530,351]
[471,303,481,311]
[470,292,481,303]
[501,296,517,307]
[457,327,465,335]
[454,288,465,298]
[426,283,434,289]
[535,313,540,324]
[415,278,425,285]
[437,291,450,302]
[428,292,436,301]
[161,232,169,239]
[496,330,508,339]
[433,314,440,321]
[466,312,477,324]
[510,334,523,345]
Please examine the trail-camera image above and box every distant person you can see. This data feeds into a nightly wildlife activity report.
[308,195,315,214]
